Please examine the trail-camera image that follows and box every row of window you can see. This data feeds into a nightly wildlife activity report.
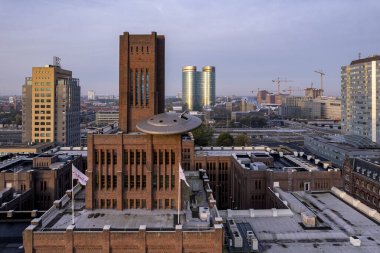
[34,116,52,120]
[129,69,150,106]
[94,174,176,191]
[94,198,176,209]
[34,99,52,103]
[34,88,53,91]
[94,149,176,166]
[34,93,52,97]
[130,45,149,54]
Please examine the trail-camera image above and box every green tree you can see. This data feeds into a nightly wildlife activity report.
[234,133,250,146]
[192,125,213,146]
[216,132,234,146]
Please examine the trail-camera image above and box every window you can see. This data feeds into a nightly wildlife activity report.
[135,70,139,105]
[142,175,146,189]
[165,151,169,164]
[165,175,169,189]
[130,199,134,208]
[107,150,111,164]
[159,175,163,189]
[159,151,163,165]
[165,199,169,208]
[113,175,117,189]
[142,151,146,164]
[136,151,140,165]
[146,70,149,105]
[136,175,140,189]
[107,175,111,189]
[171,175,175,189]
[130,175,134,189]
[101,151,105,164]
[130,151,134,164]
[171,151,175,164]
[124,175,128,187]
[141,70,144,105]
[154,151,157,164]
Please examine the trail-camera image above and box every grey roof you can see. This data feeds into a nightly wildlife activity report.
[136,112,202,135]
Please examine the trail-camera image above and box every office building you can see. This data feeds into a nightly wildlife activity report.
[341,55,380,143]
[95,111,119,125]
[87,90,95,100]
[281,96,341,120]
[22,62,81,146]
[22,77,33,143]
[182,65,215,111]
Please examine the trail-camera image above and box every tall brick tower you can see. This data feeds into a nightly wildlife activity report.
[86,32,200,211]
[119,32,165,133]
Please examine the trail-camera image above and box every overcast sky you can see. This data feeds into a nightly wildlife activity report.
[0,0,379,97]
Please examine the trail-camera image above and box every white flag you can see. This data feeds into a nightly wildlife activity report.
[72,164,88,186]
[179,163,190,187]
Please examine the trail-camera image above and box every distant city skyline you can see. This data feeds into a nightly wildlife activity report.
[1,0,379,97]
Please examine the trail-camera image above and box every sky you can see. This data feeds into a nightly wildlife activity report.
[0,0,379,97]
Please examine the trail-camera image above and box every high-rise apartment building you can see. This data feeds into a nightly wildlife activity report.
[182,65,215,111]
[341,55,380,143]
[22,63,80,146]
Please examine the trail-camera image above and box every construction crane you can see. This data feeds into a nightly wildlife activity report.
[314,70,325,94]
[272,78,293,95]
[282,86,304,95]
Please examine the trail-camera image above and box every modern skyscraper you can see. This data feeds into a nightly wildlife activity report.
[182,65,215,111]
[341,55,380,143]
[22,62,81,146]
[119,32,165,133]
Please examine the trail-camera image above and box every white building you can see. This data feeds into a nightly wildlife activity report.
[341,56,380,143]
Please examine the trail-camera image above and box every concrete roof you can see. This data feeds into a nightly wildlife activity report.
[222,190,380,252]
[136,112,202,135]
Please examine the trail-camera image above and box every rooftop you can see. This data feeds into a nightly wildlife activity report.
[32,170,220,232]
[221,187,380,252]
[136,112,202,135]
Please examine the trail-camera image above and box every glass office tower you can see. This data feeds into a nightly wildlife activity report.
[182,66,215,111]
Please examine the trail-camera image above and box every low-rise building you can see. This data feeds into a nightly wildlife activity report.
[23,170,223,253]
[343,156,380,211]
[193,146,341,210]
[304,135,380,168]
[0,153,83,210]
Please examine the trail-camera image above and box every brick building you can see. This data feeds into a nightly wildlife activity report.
[193,147,341,210]
[343,156,380,211]
[0,154,82,210]
[23,32,225,253]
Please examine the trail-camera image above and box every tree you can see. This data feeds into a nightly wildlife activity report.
[216,132,234,146]
[240,114,267,128]
[234,133,250,146]
[192,125,213,146]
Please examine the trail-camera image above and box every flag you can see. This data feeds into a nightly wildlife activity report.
[179,163,190,187]
[72,164,88,186]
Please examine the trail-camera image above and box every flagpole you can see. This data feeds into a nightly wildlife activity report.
[72,164,75,225]
[178,163,180,225]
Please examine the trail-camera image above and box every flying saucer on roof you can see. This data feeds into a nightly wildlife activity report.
[136,112,202,135]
